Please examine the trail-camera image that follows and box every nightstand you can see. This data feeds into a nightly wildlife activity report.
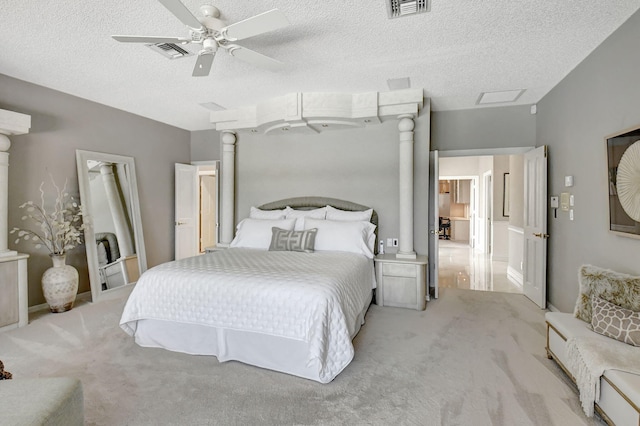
[374,254,428,310]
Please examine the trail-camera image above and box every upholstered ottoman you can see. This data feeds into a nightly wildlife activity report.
[0,377,84,425]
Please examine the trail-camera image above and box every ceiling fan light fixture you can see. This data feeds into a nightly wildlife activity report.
[114,1,290,77]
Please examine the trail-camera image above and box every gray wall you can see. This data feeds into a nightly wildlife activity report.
[1,74,190,306]
[190,130,220,161]
[537,9,640,312]
[231,115,431,255]
[431,105,536,151]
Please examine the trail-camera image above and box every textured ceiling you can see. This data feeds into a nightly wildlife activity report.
[1,1,639,131]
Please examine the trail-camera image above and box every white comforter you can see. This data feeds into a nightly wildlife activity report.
[120,248,375,382]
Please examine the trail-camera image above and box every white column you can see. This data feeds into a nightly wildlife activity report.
[0,134,17,258]
[100,164,134,257]
[220,131,237,246]
[397,115,416,259]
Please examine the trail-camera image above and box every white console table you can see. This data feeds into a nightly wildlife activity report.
[0,253,29,331]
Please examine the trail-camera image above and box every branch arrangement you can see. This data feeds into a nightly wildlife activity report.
[11,178,85,256]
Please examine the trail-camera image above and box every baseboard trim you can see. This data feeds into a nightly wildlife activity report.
[507,266,523,288]
[28,291,92,313]
[547,302,559,312]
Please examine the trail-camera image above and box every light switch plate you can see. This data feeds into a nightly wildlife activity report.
[560,192,570,212]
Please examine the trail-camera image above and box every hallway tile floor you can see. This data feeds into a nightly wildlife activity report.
[438,240,522,294]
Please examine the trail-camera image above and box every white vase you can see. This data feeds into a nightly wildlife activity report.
[41,254,79,313]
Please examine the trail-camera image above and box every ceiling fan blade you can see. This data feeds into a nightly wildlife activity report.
[226,45,284,71]
[158,0,205,31]
[112,35,190,44]
[221,9,289,41]
[192,53,215,77]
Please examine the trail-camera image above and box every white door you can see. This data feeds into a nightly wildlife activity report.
[428,150,439,299]
[523,146,548,308]
[175,163,198,260]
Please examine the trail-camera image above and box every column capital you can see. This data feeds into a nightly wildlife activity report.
[398,115,415,132]
[0,134,10,152]
[221,131,237,145]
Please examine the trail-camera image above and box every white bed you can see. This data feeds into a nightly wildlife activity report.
[120,198,378,383]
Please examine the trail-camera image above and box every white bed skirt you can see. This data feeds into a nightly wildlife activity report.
[132,291,373,383]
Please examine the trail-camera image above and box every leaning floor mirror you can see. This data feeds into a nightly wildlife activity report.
[76,150,147,302]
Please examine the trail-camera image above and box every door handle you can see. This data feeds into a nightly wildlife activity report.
[533,232,549,239]
[175,221,186,226]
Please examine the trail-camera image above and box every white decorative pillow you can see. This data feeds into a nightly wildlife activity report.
[96,242,108,266]
[325,205,373,222]
[285,206,327,230]
[249,206,287,220]
[591,296,640,346]
[230,218,296,249]
[269,227,317,253]
[304,218,376,258]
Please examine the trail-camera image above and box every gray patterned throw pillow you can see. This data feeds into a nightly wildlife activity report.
[269,227,317,253]
[591,296,640,346]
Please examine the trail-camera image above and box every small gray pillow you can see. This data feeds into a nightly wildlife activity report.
[269,227,317,253]
[592,296,640,346]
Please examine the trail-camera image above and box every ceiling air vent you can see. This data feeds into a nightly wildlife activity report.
[146,43,194,60]
[387,0,430,18]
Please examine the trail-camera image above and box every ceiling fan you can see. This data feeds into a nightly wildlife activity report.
[112,0,290,77]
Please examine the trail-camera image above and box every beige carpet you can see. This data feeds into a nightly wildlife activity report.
[0,288,603,425]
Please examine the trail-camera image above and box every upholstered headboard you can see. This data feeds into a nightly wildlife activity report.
[95,232,120,264]
[258,196,379,253]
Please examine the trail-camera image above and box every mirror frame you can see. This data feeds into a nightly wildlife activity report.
[76,150,147,302]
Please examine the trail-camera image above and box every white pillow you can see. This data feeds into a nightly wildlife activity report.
[97,242,108,266]
[249,206,287,220]
[326,205,373,222]
[230,218,296,249]
[285,206,327,230]
[304,218,376,258]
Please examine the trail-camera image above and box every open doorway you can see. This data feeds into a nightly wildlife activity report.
[197,166,218,253]
[437,177,476,246]
[175,161,220,260]
[437,153,523,294]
